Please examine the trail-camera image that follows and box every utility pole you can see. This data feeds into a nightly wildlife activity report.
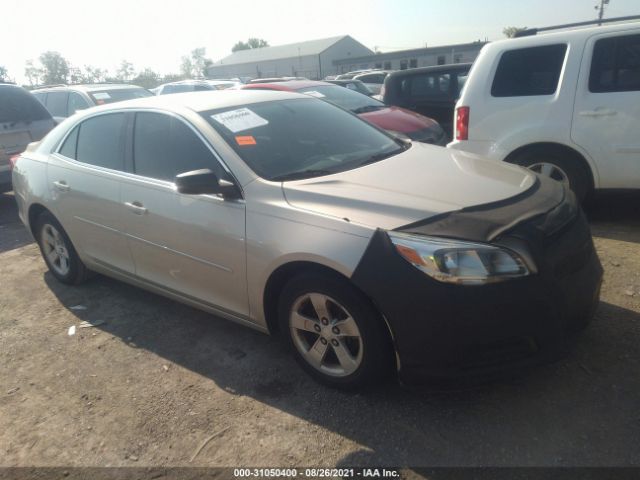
[595,0,610,26]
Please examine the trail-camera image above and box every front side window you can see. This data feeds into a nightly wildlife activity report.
[590,34,640,93]
[202,98,406,181]
[45,91,69,117]
[133,112,225,182]
[76,113,126,170]
[491,44,567,97]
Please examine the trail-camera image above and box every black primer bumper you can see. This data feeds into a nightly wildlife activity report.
[350,182,603,384]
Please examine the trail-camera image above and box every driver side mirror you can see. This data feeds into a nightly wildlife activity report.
[175,169,242,199]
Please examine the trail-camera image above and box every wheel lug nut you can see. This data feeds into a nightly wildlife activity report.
[321,317,329,325]
[331,339,339,347]
[332,326,340,334]
[320,337,328,345]
[313,324,321,332]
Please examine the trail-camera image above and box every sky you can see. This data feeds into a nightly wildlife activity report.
[3,0,639,84]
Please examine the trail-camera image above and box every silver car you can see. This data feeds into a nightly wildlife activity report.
[12,90,602,388]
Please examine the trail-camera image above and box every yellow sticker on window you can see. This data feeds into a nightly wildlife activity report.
[235,135,257,146]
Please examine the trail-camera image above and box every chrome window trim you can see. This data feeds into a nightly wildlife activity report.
[53,107,244,198]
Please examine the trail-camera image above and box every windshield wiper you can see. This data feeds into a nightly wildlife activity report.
[271,169,334,182]
[358,146,406,167]
[352,105,386,114]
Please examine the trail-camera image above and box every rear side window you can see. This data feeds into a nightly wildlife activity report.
[76,113,126,170]
[46,92,69,117]
[58,126,79,159]
[401,73,452,99]
[491,44,567,97]
[0,86,52,123]
[590,34,640,93]
[133,112,225,181]
[68,92,89,115]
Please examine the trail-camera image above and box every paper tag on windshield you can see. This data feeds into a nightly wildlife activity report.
[303,90,325,98]
[211,108,268,133]
[93,92,111,100]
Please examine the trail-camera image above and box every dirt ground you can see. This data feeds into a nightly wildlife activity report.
[1,190,639,468]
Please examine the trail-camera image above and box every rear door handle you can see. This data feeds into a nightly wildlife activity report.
[124,201,148,215]
[53,181,70,192]
[579,109,618,117]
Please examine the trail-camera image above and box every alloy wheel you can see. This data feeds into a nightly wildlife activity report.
[289,293,363,377]
[41,223,71,276]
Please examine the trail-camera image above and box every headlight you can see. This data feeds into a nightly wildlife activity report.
[388,232,530,285]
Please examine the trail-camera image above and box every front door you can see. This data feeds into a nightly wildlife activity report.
[572,32,640,188]
[120,111,248,316]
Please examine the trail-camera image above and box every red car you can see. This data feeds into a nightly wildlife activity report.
[240,80,447,145]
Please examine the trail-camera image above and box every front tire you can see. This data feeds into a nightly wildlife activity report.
[35,211,89,285]
[278,272,394,389]
[510,148,590,202]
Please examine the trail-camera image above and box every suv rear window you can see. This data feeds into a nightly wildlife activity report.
[590,34,640,93]
[0,86,52,123]
[491,44,567,97]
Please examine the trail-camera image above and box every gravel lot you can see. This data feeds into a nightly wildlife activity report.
[1,190,639,468]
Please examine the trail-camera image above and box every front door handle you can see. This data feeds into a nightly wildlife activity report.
[579,109,618,117]
[124,201,148,215]
[53,181,70,192]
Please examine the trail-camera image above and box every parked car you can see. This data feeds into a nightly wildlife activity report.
[205,79,241,90]
[449,19,640,201]
[155,80,215,95]
[351,70,393,95]
[241,80,446,144]
[32,84,152,122]
[326,79,373,96]
[13,90,602,388]
[248,77,307,84]
[0,84,56,191]
[382,63,472,139]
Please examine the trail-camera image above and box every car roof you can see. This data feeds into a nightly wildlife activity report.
[33,83,145,93]
[71,89,306,114]
[489,20,640,48]
[243,80,334,91]
[387,63,472,78]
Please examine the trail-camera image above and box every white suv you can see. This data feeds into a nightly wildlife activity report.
[449,20,640,201]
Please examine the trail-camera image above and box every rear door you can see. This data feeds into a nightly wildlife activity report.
[120,111,248,315]
[572,31,640,188]
[47,112,135,273]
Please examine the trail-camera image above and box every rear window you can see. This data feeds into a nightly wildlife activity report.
[294,85,384,114]
[491,44,567,97]
[202,98,404,181]
[0,86,52,123]
[590,34,640,93]
[88,88,152,105]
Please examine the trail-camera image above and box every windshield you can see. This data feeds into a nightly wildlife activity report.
[202,98,406,181]
[296,85,385,114]
[89,88,152,105]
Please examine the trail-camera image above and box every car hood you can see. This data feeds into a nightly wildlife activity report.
[358,106,438,133]
[282,143,538,230]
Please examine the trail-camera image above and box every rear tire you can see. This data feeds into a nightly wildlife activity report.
[278,272,394,389]
[35,211,89,285]
[510,148,590,202]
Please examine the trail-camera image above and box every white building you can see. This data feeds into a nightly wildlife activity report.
[333,41,488,73]
[206,36,374,80]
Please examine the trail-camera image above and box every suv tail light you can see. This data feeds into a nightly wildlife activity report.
[456,106,470,141]
[9,154,20,171]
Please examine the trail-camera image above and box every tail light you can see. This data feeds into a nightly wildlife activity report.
[456,106,470,141]
[9,154,20,171]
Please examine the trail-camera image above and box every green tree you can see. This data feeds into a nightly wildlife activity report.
[24,60,44,86]
[503,26,527,38]
[39,51,70,84]
[180,55,194,78]
[0,65,8,82]
[190,47,209,77]
[232,38,269,52]
[116,60,135,81]
[131,68,160,89]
